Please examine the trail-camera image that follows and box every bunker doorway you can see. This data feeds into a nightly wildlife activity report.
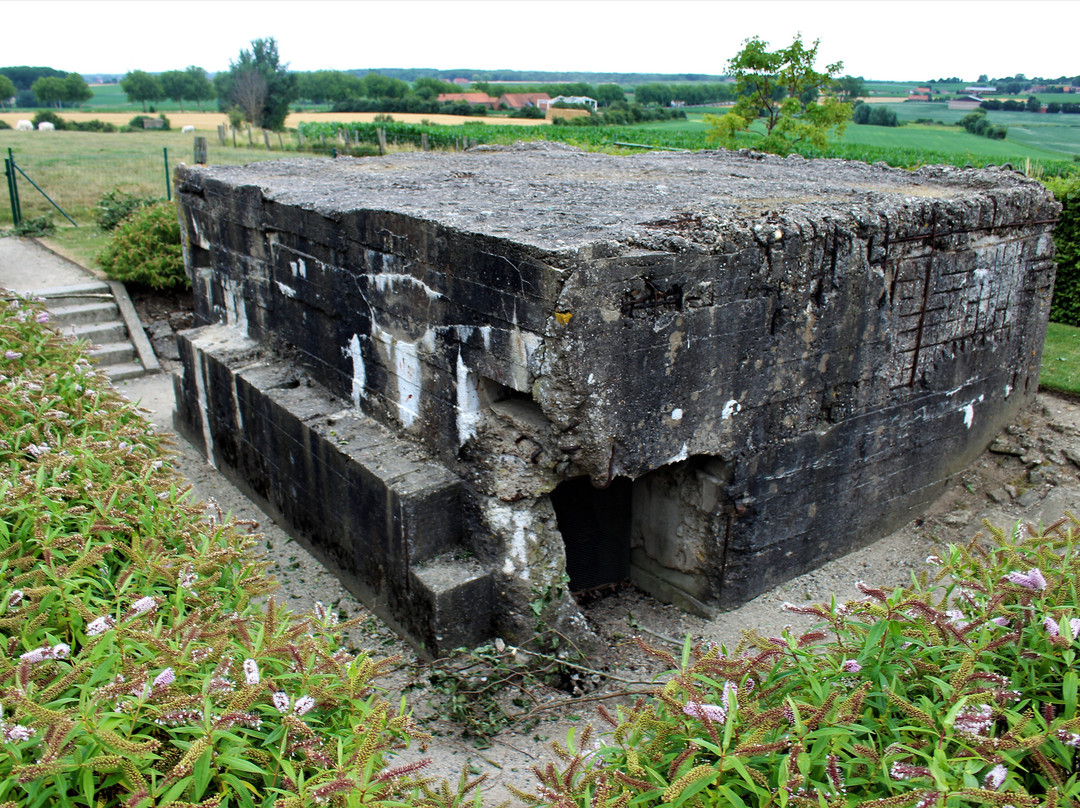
[549,476,632,593]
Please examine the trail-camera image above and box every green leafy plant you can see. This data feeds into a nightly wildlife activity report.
[11,214,55,238]
[95,201,187,289]
[517,518,1080,808]
[0,295,458,808]
[94,188,160,231]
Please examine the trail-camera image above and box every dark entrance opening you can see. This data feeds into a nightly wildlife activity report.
[550,476,632,593]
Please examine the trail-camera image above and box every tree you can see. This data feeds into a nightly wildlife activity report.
[159,70,191,111]
[411,76,455,100]
[120,70,163,112]
[31,76,66,108]
[217,38,297,130]
[1027,94,1042,112]
[63,73,92,107]
[833,75,865,102]
[0,74,17,107]
[705,35,852,154]
[184,66,215,112]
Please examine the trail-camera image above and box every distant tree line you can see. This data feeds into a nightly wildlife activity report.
[0,66,90,109]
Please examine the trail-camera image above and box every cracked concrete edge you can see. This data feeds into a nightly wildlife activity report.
[106,279,161,374]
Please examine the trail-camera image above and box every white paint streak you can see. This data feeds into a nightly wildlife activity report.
[587,373,595,385]
[344,334,367,406]
[373,322,421,428]
[275,281,297,298]
[456,351,483,447]
[486,502,532,581]
[671,407,683,421]
[721,399,741,420]
[192,352,216,469]
[1004,384,1013,397]
[959,394,985,430]
[221,279,248,337]
[367,273,443,301]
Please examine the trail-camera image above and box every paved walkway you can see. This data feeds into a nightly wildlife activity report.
[0,236,101,293]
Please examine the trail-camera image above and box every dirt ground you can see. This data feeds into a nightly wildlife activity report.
[114,287,1080,804]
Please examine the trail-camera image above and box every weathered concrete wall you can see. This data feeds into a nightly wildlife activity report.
[174,144,1057,648]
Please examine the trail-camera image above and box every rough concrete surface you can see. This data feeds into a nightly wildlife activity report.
[173,146,1058,652]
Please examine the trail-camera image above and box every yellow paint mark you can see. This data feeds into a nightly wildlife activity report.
[555,311,573,325]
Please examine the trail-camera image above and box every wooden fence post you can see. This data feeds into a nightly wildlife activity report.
[217,125,226,146]
[193,136,208,164]
[376,128,387,155]
[421,132,429,151]
[263,129,271,149]
[278,132,284,150]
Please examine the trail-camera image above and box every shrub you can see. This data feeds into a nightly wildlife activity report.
[30,110,66,130]
[95,188,160,231]
[868,105,898,127]
[95,201,187,289]
[519,518,1080,808]
[1047,174,1080,325]
[0,297,443,808]
[852,102,870,124]
[12,213,56,237]
[127,113,170,131]
[0,120,10,130]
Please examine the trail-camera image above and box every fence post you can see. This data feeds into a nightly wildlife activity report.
[5,149,21,226]
[421,133,429,152]
[218,124,226,146]
[194,136,208,165]
[163,147,171,202]
[263,129,271,149]
[376,128,387,156]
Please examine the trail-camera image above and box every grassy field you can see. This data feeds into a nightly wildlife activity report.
[1040,322,1080,396]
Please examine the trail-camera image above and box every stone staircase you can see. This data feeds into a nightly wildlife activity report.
[30,280,160,380]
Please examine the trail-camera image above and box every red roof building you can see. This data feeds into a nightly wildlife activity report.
[497,92,551,109]
[436,93,499,108]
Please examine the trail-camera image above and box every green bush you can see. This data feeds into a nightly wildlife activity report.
[30,110,66,130]
[95,202,187,289]
[12,213,55,237]
[0,120,10,130]
[520,520,1080,808]
[127,113,170,131]
[0,296,449,808]
[1047,175,1080,325]
[94,188,160,231]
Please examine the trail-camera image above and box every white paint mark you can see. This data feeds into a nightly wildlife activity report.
[1004,384,1013,397]
[486,502,533,581]
[372,322,421,428]
[297,258,306,278]
[344,334,367,406]
[944,386,962,397]
[671,407,683,421]
[366,273,443,302]
[721,399,741,420]
[456,351,483,447]
[960,403,975,429]
[665,443,689,465]
[221,279,248,337]
[275,281,297,298]
[192,351,216,469]
[587,373,595,385]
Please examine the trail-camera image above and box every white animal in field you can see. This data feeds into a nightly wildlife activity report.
[15,120,32,131]
[37,121,55,131]
[182,125,195,133]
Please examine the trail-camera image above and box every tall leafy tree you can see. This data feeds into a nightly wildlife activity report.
[217,37,297,130]
[31,76,66,108]
[120,70,163,112]
[184,66,215,112]
[63,73,93,107]
[705,34,851,154]
[159,69,191,111]
[0,74,18,107]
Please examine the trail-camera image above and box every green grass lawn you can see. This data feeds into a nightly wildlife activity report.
[0,129,295,226]
[1040,322,1080,396]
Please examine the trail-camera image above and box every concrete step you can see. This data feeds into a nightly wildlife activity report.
[89,341,138,366]
[28,281,112,304]
[48,301,120,327]
[100,361,147,382]
[68,320,128,344]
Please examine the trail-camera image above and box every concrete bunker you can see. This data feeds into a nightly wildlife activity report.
[172,144,1058,654]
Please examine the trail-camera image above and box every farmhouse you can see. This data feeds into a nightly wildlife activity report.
[435,92,499,108]
[173,146,1057,654]
[497,92,550,109]
[948,95,985,111]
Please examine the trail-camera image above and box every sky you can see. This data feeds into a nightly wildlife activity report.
[4,0,1076,82]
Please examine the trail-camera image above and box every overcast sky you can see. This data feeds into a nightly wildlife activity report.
[5,0,1075,81]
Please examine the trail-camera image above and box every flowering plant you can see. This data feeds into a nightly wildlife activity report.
[517,519,1080,808]
[0,295,444,807]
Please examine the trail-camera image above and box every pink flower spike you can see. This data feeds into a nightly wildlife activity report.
[990,617,1010,627]
[1005,569,1047,591]
[51,643,69,659]
[19,647,47,664]
[242,658,259,685]
[272,691,290,713]
[87,615,115,636]
[36,311,50,323]
[153,668,175,689]
[4,351,22,360]
[1044,617,1060,637]
[294,695,315,716]
[842,659,862,673]
[3,724,33,742]
[984,764,1007,790]
[7,590,23,608]
[683,701,727,722]
[130,596,156,615]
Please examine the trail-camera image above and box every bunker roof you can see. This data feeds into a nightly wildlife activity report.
[180,143,1051,254]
